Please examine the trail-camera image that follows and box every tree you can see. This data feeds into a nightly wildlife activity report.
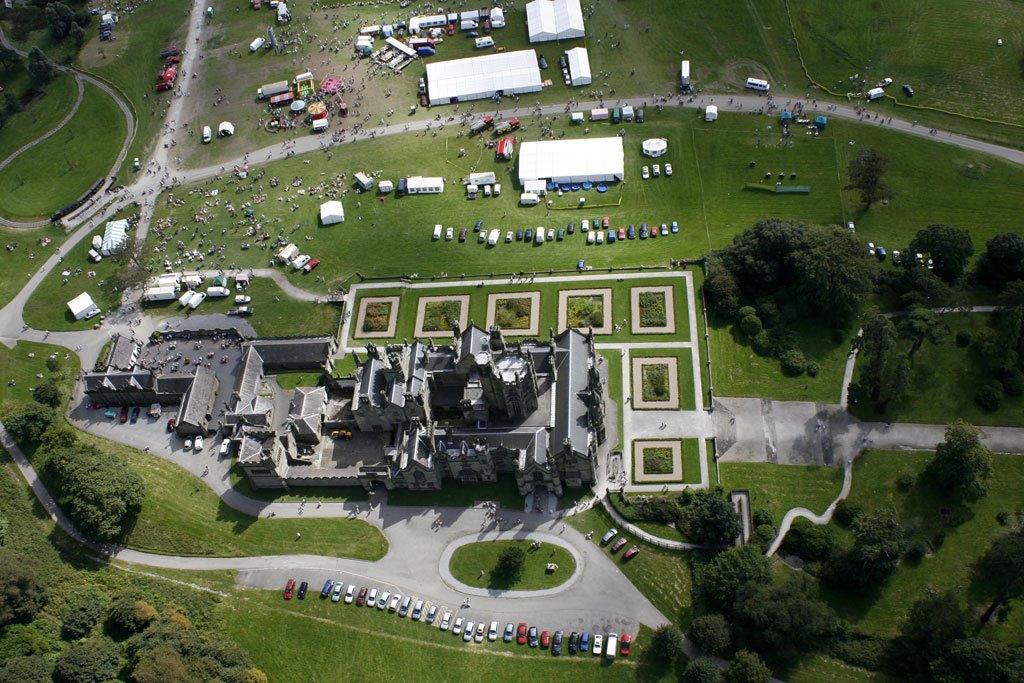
[109,238,151,292]
[908,224,974,284]
[932,637,1024,683]
[847,147,892,207]
[927,420,993,502]
[880,354,911,410]
[687,489,742,545]
[61,589,106,640]
[697,545,772,614]
[781,517,836,562]
[0,559,47,627]
[978,528,1024,624]
[45,443,145,542]
[0,48,23,71]
[3,92,19,116]
[493,545,525,584]
[108,596,157,635]
[726,650,771,683]
[898,265,958,310]
[857,312,897,401]
[889,592,966,678]
[0,655,52,683]
[688,614,731,657]
[31,378,62,408]
[69,22,85,48]
[27,47,54,85]
[789,224,874,323]
[826,509,906,589]
[649,623,686,661]
[900,305,947,360]
[53,637,120,683]
[974,232,1024,290]
[730,574,844,663]
[44,2,74,39]
[682,657,722,683]
[126,619,255,683]
[703,257,742,318]
[1,402,58,443]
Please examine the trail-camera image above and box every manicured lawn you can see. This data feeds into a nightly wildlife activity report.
[449,540,576,590]
[222,591,641,683]
[227,463,368,503]
[718,462,844,527]
[781,653,898,683]
[568,506,693,625]
[850,313,1024,427]
[385,475,524,510]
[0,82,126,221]
[598,349,624,451]
[630,347,698,411]
[682,439,703,484]
[820,450,1024,641]
[0,341,79,407]
[0,224,67,309]
[57,429,388,559]
[0,71,79,162]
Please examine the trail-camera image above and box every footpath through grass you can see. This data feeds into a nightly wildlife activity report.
[449,540,575,590]
[718,461,844,527]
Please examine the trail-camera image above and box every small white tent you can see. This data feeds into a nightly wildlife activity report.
[319,200,345,225]
[565,47,591,86]
[218,121,235,136]
[641,138,668,158]
[67,292,100,320]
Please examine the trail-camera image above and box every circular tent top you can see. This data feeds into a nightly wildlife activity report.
[642,138,668,158]
[291,100,307,112]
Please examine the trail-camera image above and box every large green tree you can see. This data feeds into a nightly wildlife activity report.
[0,559,47,627]
[901,305,947,360]
[697,545,771,614]
[726,650,772,683]
[493,545,525,585]
[688,614,731,657]
[889,593,966,678]
[978,528,1024,624]
[826,509,906,590]
[687,489,742,546]
[649,623,687,661]
[44,2,74,40]
[857,312,897,401]
[908,224,974,284]
[26,47,54,85]
[974,232,1024,290]
[932,638,1024,683]
[790,224,874,323]
[927,420,993,503]
[846,147,893,207]
[53,637,120,683]
[126,619,259,683]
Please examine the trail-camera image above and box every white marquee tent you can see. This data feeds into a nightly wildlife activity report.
[518,137,624,185]
[319,200,345,225]
[642,138,668,158]
[525,0,584,42]
[565,46,591,86]
[426,50,541,105]
[100,219,128,256]
[67,292,100,321]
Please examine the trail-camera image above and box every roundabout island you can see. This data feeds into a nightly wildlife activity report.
[448,538,578,592]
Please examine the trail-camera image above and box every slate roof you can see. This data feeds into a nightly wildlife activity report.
[551,328,589,458]
[248,337,333,370]
[178,365,218,428]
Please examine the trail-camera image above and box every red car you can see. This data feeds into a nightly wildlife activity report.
[119,405,129,423]
[447,23,454,36]
[611,537,628,553]
[602,216,610,228]
[166,417,177,432]
[458,228,467,242]
[356,587,368,606]
[303,258,320,273]
[283,578,296,599]
[617,227,626,241]
[620,633,632,656]
[164,55,180,65]
[516,622,528,645]
[624,545,640,560]
[540,630,551,649]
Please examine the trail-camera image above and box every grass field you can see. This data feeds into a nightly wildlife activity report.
[36,428,389,559]
[851,313,1024,427]
[449,540,576,590]
[0,71,79,162]
[385,475,524,509]
[0,341,78,406]
[0,82,126,221]
[568,506,693,625]
[820,450,1024,640]
[718,462,844,527]
[222,591,644,683]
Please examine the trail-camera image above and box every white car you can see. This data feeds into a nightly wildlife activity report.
[344,584,355,604]
[202,126,212,143]
[505,231,513,243]
[547,228,555,241]
[593,634,604,655]
[194,435,204,451]
[377,591,390,610]
[596,230,604,244]
[183,438,192,450]
[664,163,673,177]
[452,616,464,635]
[488,621,499,641]
[219,438,231,456]
[463,621,475,642]
[878,77,893,87]
[331,582,344,602]
[388,593,401,612]
[652,164,660,177]
[235,294,251,304]
[440,611,452,631]
[367,588,378,608]
[474,623,485,643]
[581,219,590,232]
[867,241,875,255]
[445,227,454,241]
[641,166,650,179]
[586,231,595,245]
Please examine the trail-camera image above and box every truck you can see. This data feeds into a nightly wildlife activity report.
[496,137,514,160]
[257,80,290,99]
[468,116,494,135]
[590,107,609,121]
[143,286,178,302]
[492,117,519,136]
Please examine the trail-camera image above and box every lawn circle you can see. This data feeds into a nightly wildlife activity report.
[441,535,581,596]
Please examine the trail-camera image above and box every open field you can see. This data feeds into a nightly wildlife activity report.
[0,341,78,407]
[718,461,844,527]
[851,313,1024,427]
[0,82,126,221]
[820,450,1024,640]
[0,225,66,307]
[0,71,79,162]
[449,540,576,590]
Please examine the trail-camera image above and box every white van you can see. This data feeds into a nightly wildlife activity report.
[483,184,492,197]
[178,290,196,307]
[745,77,770,92]
[291,254,311,270]
[535,229,544,244]
[493,183,501,196]
[188,291,207,309]
[432,224,443,240]
[202,126,212,143]
[88,249,103,262]
[605,633,618,660]
[206,286,231,297]
[249,37,266,52]
[474,36,494,49]
[487,229,500,246]
[866,87,885,101]
[219,438,231,456]
[519,192,540,206]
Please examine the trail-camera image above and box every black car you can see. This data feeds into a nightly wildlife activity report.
[568,631,579,654]
[297,581,308,599]
[528,626,539,647]
[538,54,548,69]
[525,228,533,242]
[627,224,636,240]
[567,221,575,234]
[903,84,914,97]
[516,229,524,241]
[552,631,563,656]
[474,218,484,232]
[557,228,565,241]
[129,407,140,423]
[558,55,567,69]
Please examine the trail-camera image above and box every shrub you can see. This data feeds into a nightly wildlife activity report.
[782,517,836,562]
[53,637,120,683]
[739,314,763,338]
[737,306,757,319]
[688,614,731,656]
[108,597,156,635]
[805,362,820,377]
[753,524,774,546]
[779,349,807,376]
[974,381,1004,411]
[999,367,1024,397]
[897,472,915,492]
[996,511,1011,526]
[751,330,773,357]
[61,595,104,640]
[751,508,773,528]
[828,633,887,670]
[726,650,771,683]
[833,500,862,527]
[682,657,723,683]
[650,624,686,661]
[955,329,972,347]
[905,541,928,562]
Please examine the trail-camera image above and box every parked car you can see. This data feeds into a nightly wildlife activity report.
[601,528,619,544]
[627,225,636,240]
[504,623,515,642]
[538,54,548,69]
[593,634,604,655]
[611,537,628,552]
[129,407,140,423]
[488,621,499,641]
[620,633,633,656]
[320,579,335,598]
[399,595,412,617]
[567,221,575,234]
[641,166,650,179]
[607,229,616,243]
[569,631,579,654]
[462,621,475,642]
[639,224,649,239]
[194,435,204,451]
[183,438,192,450]
[166,417,177,432]
[540,630,551,649]
[528,626,539,647]
[411,600,424,620]
[525,228,533,241]
[506,231,513,243]
[596,230,604,244]
[119,405,129,423]
[474,623,485,643]
[547,228,555,241]
[303,258,320,272]
[388,593,401,612]
[344,584,355,603]
[440,612,453,631]
[331,582,344,602]
[516,229,524,241]
[557,228,565,241]
[903,84,914,97]
[552,631,563,655]
[602,215,610,228]
[425,605,438,624]
[624,545,641,560]
[665,163,673,177]
[283,579,296,599]
[581,219,590,232]
[617,227,626,241]
[652,164,660,177]
[671,220,679,233]
[452,616,464,635]
[517,623,528,644]
[580,632,590,653]
[445,227,454,241]
[367,588,379,608]
[661,223,669,236]
[297,581,308,599]
[459,228,467,242]
[356,587,368,606]
[474,218,484,232]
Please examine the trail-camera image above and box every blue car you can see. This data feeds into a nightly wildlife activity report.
[607,229,616,243]
[580,632,590,653]
[577,259,585,271]
[671,220,679,233]
[627,224,636,240]
[320,579,334,598]
[525,228,533,241]
[639,224,649,239]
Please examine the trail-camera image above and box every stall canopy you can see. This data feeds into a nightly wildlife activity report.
[67,292,100,321]
[518,136,624,185]
[100,219,129,255]
[319,200,345,225]
[525,0,584,42]
[641,138,668,158]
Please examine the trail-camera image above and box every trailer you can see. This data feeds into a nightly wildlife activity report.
[492,117,519,135]
[249,37,266,52]
[269,91,294,106]
[496,137,514,160]
[469,115,494,135]
[590,107,609,121]
[294,72,316,99]
[276,243,299,263]
[143,286,178,302]
[257,80,290,99]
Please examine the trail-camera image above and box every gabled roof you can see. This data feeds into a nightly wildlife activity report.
[551,328,590,458]
[178,365,218,428]
[248,337,333,370]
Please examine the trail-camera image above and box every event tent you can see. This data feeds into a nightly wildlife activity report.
[67,292,100,321]
[100,219,129,255]
[525,0,584,42]
[426,50,541,105]
[218,121,235,136]
[518,137,624,185]
[319,200,345,225]
[641,138,667,158]
[565,47,591,86]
